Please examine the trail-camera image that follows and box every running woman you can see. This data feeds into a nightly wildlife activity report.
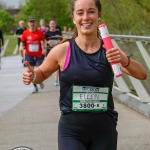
[22,0,147,149]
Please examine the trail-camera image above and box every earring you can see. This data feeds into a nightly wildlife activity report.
[73,20,76,24]
[98,18,101,21]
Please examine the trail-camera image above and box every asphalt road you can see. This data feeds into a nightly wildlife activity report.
[0,55,150,150]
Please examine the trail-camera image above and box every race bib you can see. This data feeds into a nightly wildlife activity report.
[50,40,58,46]
[72,85,109,112]
[29,44,39,52]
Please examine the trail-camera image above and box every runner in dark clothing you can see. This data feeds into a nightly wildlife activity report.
[45,20,62,55]
[0,29,4,69]
[0,29,4,53]
[14,20,26,63]
[22,0,147,149]
[45,19,62,86]
[15,20,26,47]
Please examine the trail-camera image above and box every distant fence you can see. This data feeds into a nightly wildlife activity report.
[63,33,150,103]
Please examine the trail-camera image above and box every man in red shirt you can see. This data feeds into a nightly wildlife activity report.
[20,17,46,93]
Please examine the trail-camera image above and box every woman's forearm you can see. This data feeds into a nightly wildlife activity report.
[33,67,48,84]
[121,58,147,80]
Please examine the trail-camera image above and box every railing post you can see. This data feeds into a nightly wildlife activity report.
[136,41,150,71]
[129,76,150,102]
[112,39,130,93]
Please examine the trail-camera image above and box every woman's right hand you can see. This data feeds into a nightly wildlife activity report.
[22,61,34,85]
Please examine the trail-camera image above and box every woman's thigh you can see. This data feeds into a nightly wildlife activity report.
[58,136,87,150]
[58,114,89,150]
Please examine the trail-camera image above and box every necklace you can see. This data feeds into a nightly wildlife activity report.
[75,37,101,53]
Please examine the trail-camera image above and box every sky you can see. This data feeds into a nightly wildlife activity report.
[1,0,21,9]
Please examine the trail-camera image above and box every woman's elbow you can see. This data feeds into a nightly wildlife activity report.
[138,71,147,80]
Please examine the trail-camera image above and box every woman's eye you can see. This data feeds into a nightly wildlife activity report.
[89,11,95,14]
[77,12,83,15]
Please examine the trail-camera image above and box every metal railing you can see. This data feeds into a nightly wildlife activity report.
[2,33,150,103]
[63,33,150,103]
[110,35,150,103]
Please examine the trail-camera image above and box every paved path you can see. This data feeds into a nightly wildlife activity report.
[0,55,150,150]
[0,55,32,117]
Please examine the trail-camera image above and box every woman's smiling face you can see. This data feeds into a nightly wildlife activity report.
[72,0,100,36]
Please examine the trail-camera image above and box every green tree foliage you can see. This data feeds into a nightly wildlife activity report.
[19,0,150,35]
[100,0,150,35]
[0,9,14,32]
[21,0,72,28]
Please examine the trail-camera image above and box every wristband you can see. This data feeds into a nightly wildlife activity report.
[32,71,36,83]
[123,54,132,68]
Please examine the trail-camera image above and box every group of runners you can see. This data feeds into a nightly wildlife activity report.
[14,17,62,93]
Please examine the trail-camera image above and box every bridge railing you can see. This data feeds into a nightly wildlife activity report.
[63,33,150,103]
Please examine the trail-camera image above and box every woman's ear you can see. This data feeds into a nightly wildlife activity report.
[72,15,76,24]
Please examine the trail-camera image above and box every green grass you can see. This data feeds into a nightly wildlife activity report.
[4,35,18,56]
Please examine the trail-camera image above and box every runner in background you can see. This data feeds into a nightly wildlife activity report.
[45,19,62,86]
[0,29,4,69]
[0,29,4,52]
[38,19,46,35]
[62,26,68,34]
[14,20,26,63]
[45,25,49,33]
[20,17,46,93]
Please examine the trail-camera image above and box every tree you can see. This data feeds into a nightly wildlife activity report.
[100,0,150,35]
[17,0,150,35]
[21,0,72,28]
[0,9,14,32]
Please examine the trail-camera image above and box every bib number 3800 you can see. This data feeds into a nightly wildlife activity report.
[72,85,109,112]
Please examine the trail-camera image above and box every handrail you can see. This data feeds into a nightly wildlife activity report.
[110,34,150,41]
[110,35,150,103]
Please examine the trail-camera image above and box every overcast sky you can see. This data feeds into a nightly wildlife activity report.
[2,0,21,9]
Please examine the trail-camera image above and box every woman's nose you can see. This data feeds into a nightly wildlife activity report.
[83,12,89,20]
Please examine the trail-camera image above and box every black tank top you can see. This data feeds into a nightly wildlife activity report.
[59,39,114,114]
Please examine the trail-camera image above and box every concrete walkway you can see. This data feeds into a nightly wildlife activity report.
[0,55,150,150]
[0,55,32,117]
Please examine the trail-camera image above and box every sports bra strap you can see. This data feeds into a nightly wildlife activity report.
[62,43,71,71]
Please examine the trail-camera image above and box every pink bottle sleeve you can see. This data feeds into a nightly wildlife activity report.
[99,24,122,77]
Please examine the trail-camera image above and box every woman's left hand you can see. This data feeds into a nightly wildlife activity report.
[106,48,128,67]
[106,48,147,80]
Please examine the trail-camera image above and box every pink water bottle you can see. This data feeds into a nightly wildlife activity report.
[99,24,122,77]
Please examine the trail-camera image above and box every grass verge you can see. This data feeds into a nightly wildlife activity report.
[4,35,18,56]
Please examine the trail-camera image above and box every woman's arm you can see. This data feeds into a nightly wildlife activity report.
[22,42,69,85]
[106,48,147,80]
